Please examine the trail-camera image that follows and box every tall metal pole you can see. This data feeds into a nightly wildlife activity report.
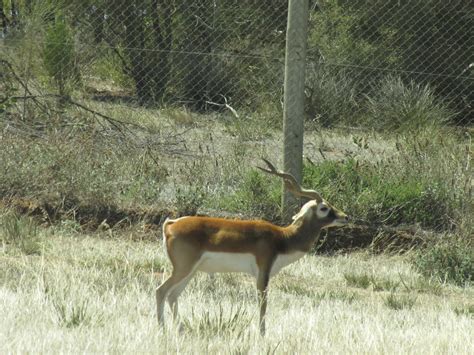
[282,0,309,221]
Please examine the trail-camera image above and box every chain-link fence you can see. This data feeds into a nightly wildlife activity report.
[1,0,472,126]
[306,0,473,127]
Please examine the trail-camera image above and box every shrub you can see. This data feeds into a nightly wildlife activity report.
[303,158,455,230]
[0,133,165,209]
[0,212,43,255]
[175,186,206,216]
[364,76,452,131]
[413,236,473,286]
[217,170,281,221]
[43,13,79,100]
[305,67,359,127]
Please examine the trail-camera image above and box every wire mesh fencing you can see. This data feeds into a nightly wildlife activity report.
[305,0,473,128]
[0,0,472,126]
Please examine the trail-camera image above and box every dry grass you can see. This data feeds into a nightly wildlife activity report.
[1,226,473,354]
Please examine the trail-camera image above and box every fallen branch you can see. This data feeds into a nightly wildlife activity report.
[205,95,240,119]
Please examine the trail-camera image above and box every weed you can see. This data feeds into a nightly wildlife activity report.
[52,298,91,328]
[175,186,206,216]
[384,292,417,310]
[398,274,443,296]
[218,170,281,221]
[181,303,252,338]
[313,290,358,304]
[344,272,371,289]
[277,279,313,297]
[413,236,473,287]
[344,272,399,291]
[371,278,400,292]
[0,133,165,210]
[0,212,43,255]
[453,304,474,318]
[365,76,452,132]
[44,284,92,328]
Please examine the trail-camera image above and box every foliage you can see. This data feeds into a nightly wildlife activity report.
[0,63,19,116]
[309,0,473,124]
[181,303,252,337]
[343,272,371,289]
[217,170,281,221]
[344,272,400,291]
[0,211,44,255]
[42,13,79,99]
[364,76,452,131]
[413,236,473,286]
[175,186,206,216]
[303,158,454,230]
[454,304,474,318]
[0,132,165,209]
[384,292,417,310]
[305,67,358,127]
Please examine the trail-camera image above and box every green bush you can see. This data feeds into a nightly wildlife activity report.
[0,133,165,209]
[43,13,79,99]
[303,158,455,229]
[217,170,281,221]
[0,212,43,255]
[175,186,206,216]
[364,76,452,131]
[413,237,473,286]
[305,67,358,127]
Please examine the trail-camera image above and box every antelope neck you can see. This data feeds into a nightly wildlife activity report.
[283,220,322,253]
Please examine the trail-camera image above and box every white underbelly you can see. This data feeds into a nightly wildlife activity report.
[198,252,258,276]
[196,251,306,278]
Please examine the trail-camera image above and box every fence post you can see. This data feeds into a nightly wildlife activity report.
[282,0,309,221]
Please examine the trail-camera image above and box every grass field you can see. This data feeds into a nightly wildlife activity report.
[1,105,473,353]
[1,218,473,354]
[1,6,473,352]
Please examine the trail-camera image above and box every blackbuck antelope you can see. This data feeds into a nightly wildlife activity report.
[157,159,349,334]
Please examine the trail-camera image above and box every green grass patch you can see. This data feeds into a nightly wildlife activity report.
[214,169,281,221]
[0,211,45,255]
[453,304,474,318]
[344,272,372,289]
[413,236,473,287]
[0,133,167,209]
[344,272,400,291]
[181,303,252,338]
[304,159,453,229]
[384,292,417,310]
[303,129,468,231]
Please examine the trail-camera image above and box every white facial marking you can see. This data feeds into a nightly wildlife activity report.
[316,203,331,219]
[292,200,318,221]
